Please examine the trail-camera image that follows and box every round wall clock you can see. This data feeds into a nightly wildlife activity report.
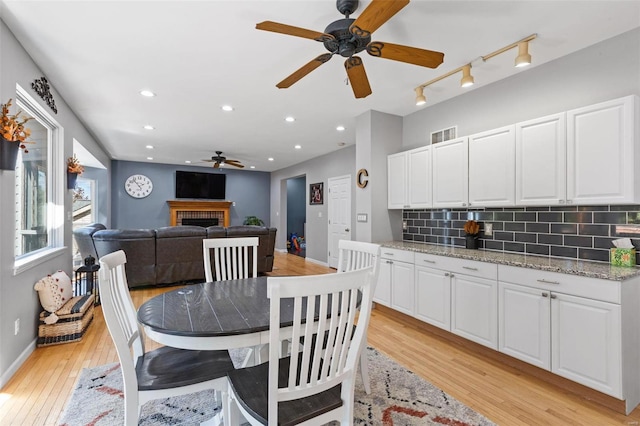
[124,174,153,198]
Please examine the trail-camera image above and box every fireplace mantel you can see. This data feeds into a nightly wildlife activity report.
[167,200,232,227]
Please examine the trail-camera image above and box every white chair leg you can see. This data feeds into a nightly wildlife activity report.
[360,349,371,394]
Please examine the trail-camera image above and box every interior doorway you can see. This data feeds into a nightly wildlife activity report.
[327,175,351,268]
[286,176,306,257]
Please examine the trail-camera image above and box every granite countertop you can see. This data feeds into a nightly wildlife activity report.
[379,241,640,281]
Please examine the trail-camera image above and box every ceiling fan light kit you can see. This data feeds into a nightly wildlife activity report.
[256,0,444,99]
[414,34,537,106]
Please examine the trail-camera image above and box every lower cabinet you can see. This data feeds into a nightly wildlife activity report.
[375,248,414,314]
[415,265,451,330]
[451,273,498,349]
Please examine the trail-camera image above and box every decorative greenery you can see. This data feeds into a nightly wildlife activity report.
[463,220,480,236]
[1,98,32,152]
[67,154,84,174]
[243,216,264,226]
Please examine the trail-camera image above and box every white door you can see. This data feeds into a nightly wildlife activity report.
[327,175,351,269]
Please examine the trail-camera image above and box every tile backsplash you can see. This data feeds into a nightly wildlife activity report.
[402,205,640,263]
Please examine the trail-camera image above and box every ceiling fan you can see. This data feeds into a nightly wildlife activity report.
[202,151,244,168]
[256,0,444,99]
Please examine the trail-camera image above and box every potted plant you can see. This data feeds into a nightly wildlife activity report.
[1,98,32,170]
[463,220,480,249]
[66,154,84,189]
[243,216,264,226]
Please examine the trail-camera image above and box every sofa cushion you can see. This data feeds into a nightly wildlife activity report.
[73,223,106,260]
[226,226,277,273]
[93,229,156,288]
[155,226,207,285]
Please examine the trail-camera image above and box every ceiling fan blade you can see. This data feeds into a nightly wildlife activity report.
[277,53,333,89]
[349,0,410,38]
[202,159,216,162]
[226,162,245,168]
[345,56,372,99]
[256,21,335,42]
[367,41,444,68]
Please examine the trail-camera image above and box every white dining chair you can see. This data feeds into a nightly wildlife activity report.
[203,237,259,282]
[225,266,376,425]
[98,250,235,426]
[336,240,380,395]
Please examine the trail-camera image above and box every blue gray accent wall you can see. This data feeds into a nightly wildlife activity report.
[403,205,640,263]
[286,176,306,238]
[111,160,270,229]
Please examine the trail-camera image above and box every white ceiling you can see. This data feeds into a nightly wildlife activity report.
[1,1,639,172]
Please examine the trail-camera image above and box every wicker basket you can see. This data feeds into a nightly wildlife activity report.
[37,293,94,347]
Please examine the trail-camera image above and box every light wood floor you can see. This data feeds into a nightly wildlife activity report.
[1,251,639,425]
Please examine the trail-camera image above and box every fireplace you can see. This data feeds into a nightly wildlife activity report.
[181,218,219,227]
[167,200,232,227]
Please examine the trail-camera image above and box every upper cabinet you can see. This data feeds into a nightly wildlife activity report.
[388,146,432,209]
[468,125,516,207]
[566,95,639,205]
[432,137,469,208]
[515,113,567,206]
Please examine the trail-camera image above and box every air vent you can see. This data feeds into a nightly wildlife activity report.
[431,126,457,144]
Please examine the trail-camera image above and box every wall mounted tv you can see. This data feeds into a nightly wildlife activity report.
[175,171,226,199]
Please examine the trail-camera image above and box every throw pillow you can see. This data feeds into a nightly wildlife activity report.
[34,270,72,324]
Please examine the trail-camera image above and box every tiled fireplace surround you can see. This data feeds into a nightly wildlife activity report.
[402,205,640,264]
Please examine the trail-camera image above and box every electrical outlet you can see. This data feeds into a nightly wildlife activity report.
[402,220,408,231]
[14,318,20,335]
[484,223,493,237]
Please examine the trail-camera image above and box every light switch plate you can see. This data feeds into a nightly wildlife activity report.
[357,214,368,222]
[484,223,493,236]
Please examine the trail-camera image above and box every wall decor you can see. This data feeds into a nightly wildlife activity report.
[357,168,369,188]
[309,182,323,205]
[31,77,57,114]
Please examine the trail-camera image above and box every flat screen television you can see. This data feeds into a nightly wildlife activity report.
[175,171,226,199]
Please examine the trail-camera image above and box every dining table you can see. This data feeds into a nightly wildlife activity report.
[137,276,297,354]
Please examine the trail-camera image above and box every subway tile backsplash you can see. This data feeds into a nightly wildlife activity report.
[402,205,640,264]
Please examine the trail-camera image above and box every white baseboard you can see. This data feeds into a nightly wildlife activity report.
[305,257,329,267]
[0,338,36,388]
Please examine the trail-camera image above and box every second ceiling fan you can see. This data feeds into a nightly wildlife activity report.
[256,0,444,99]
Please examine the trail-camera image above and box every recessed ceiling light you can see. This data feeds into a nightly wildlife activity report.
[250,165,255,169]
[140,90,156,97]
[185,160,191,164]
[145,145,154,149]
[221,105,234,112]
[143,125,155,130]
[336,125,345,131]
[268,157,274,161]
[146,157,153,160]
[285,116,295,122]
[294,145,302,149]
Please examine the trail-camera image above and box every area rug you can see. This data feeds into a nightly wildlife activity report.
[59,347,495,425]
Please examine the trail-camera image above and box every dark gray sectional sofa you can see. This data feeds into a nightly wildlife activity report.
[73,223,277,288]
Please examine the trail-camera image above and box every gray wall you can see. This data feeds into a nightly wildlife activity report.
[403,28,640,150]
[286,176,306,239]
[0,20,111,386]
[271,146,356,265]
[81,166,110,226]
[111,160,270,229]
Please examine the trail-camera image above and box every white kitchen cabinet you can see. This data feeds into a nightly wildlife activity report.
[566,95,639,205]
[515,113,566,206]
[498,281,551,370]
[387,147,432,209]
[432,137,469,208]
[415,253,498,349]
[415,264,451,330]
[551,293,622,398]
[468,125,516,207]
[375,248,415,315]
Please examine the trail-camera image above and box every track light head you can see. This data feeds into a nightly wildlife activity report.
[415,87,426,106]
[515,41,532,67]
[460,64,474,88]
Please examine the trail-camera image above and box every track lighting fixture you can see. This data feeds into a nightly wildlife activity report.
[460,64,474,88]
[413,34,536,106]
[415,87,426,106]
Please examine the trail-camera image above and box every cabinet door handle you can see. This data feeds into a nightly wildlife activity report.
[542,292,549,297]
[383,252,395,256]
[423,259,436,264]
[444,272,450,277]
[550,294,557,299]
[387,260,393,264]
[462,266,478,271]
[537,279,560,285]
[450,273,455,278]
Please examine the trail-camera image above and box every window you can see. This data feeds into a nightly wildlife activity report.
[72,177,95,264]
[13,85,64,272]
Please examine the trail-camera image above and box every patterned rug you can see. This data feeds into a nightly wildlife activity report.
[59,347,495,425]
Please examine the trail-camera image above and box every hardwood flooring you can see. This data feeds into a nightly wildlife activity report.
[1,251,638,425]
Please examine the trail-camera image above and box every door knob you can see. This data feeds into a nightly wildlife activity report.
[345,228,350,232]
